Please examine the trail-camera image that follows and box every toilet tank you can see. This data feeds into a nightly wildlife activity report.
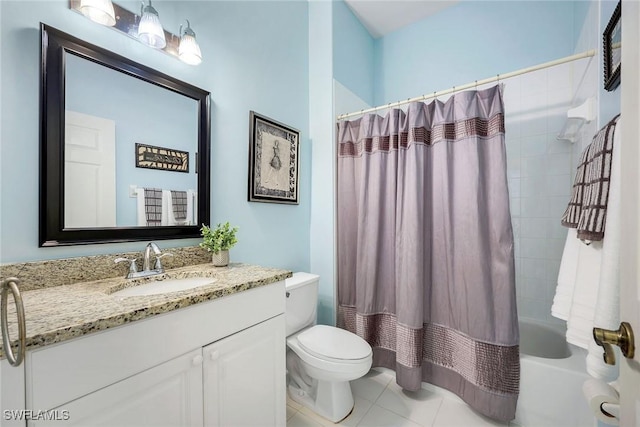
[285,272,319,336]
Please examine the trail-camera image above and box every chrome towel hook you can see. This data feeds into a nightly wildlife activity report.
[1,277,26,366]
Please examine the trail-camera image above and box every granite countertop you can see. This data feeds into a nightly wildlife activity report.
[0,263,292,359]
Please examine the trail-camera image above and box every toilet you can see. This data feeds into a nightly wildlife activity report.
[285,272,372,423]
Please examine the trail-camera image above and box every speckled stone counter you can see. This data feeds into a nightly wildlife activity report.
[0,263,292,359]
[0,245,213,292]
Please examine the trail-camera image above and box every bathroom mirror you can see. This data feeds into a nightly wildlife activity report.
[40,24,211,246]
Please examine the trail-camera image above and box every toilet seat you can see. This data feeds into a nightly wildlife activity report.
[297,325,371,362]
[287,334,372,379]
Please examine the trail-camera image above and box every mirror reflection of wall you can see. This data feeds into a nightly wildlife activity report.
[64,52,198,228]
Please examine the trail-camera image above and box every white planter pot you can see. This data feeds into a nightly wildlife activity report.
[211,250,229,267]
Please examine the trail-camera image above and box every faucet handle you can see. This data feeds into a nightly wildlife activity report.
[115,258,138,275]
[154,252,173,271]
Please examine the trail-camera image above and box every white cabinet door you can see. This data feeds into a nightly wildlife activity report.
[203,315,285,427]
[1,359,26,427]
[33,349,204,427]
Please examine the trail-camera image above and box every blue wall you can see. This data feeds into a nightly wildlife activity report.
[0,0,310,272]
[332,0,375,106]
[373,1,578,105]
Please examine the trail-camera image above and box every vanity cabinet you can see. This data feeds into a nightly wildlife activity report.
[203,316,285,426]
[15,281,286,427]
[44,349,205,427]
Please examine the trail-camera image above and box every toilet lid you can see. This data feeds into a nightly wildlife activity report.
[297,325,371,361]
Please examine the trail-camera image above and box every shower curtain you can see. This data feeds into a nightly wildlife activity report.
[336,85,519,421]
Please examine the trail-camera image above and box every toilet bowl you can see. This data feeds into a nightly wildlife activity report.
[285,273,372,422]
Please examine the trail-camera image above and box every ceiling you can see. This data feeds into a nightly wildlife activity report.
[344,0,459,38]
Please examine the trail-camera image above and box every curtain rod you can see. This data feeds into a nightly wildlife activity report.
[336,49,596,121]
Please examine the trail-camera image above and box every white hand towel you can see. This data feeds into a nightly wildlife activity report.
[163,190,192,226]
[136,189,146,226]
[187,189,196,225]
[161,190,171,226]
[551,228,580,321]
[586,118,622,381]
[565,240,603,349]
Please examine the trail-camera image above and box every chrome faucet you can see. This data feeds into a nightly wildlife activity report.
[143,242,162,271]
[115,242,173,279]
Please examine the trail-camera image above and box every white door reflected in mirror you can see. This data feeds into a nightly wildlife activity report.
[64,111,116,228]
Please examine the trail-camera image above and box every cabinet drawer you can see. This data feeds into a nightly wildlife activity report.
[27,281,284,411]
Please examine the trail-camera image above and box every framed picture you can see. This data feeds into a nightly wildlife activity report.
[603,1,621,91]
[248,112,300,204]
[135,143,189,173]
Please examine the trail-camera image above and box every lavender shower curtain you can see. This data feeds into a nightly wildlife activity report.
[337,85,519,421]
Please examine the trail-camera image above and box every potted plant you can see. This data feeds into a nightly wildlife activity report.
[200,222,239,266]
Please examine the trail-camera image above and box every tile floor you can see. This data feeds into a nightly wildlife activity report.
[286,368,514,427]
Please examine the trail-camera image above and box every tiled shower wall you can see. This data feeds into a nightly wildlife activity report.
[500,59,593,326]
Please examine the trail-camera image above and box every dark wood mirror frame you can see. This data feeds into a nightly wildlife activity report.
[40,24,211,247]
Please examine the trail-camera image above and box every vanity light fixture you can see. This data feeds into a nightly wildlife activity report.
[79,0,116,27]
[138,0,166,49]
[178,20,202,66]
[70,0,203,64]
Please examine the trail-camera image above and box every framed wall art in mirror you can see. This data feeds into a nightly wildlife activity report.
[40,24,211,247]
[603,0,621,91]
[248,111,300,205]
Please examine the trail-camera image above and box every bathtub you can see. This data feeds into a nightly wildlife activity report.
[514,319,594,427]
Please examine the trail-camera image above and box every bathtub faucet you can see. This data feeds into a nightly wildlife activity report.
[592,322,635,365]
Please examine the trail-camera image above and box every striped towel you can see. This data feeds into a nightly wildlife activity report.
[171,190,188,221]
[561,115,620,242]
[144,187,163,226]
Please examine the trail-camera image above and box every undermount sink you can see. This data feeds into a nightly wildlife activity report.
[112,277,215,298]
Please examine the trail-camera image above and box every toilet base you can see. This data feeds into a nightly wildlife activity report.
[288,380,355,423]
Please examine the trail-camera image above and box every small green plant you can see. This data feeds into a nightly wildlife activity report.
[200,222,239,253]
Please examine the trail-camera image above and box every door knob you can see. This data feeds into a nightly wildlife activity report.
[593,322,635,365]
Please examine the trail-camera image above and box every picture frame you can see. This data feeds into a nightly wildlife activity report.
[603,0,621,91]
[135,143,189,173]
[248,111,300,204]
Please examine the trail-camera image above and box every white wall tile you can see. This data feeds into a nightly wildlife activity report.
[545,174,572,197]
[508,178,521,198]
[521,175,546,198]
[547,195,571,219]
[521,135,548,157]
[521,156,546,177]
[521,197,547,218]
[520,238,547,259]
[546,152,572,175]
[546,133,573,154]
[505,63,593,324]
[510,198,521,217]
[520,114,548,137]
[520,72,546,97]
[522,258,547,281]
[521,218,548,239]
[523,276,548,300]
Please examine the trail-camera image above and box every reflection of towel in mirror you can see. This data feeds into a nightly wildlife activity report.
[171,191,188,221]
[143,188,163,226]
[163,190,190,226]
